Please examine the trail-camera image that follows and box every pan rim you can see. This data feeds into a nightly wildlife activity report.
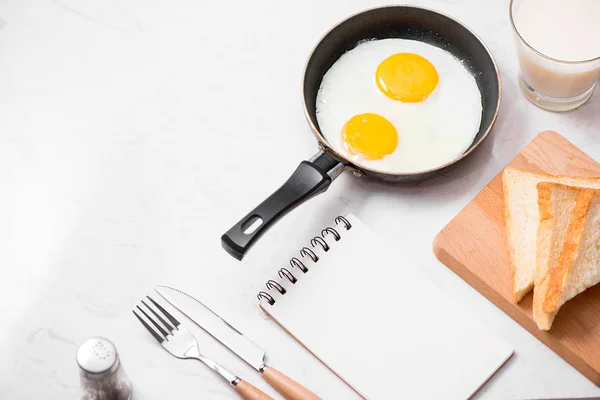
[301,5,502,178]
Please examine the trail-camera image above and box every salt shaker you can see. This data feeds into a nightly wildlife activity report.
[77,337,133,400]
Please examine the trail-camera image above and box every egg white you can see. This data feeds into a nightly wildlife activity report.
[315,39,483,173]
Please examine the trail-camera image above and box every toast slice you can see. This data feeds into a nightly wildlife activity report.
[535,186,600,330]
[503,167,600,302]
[533,183,580,330]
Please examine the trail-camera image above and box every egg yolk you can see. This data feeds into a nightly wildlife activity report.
[376,53,439,102]
[341,113,398,160]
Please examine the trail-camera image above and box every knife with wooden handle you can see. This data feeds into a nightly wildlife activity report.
[155,285,321,400]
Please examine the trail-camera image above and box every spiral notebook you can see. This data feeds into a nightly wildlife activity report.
[258,214,512,399]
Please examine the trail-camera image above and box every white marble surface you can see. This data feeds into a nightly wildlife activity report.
[1,0,600,399]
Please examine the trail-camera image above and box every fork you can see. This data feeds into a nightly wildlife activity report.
[133,296,273,400]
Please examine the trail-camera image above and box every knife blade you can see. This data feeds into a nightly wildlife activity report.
[155,285,321,400]
[155,285,265,370]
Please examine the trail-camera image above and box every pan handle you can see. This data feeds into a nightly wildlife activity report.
[221,151,344,260]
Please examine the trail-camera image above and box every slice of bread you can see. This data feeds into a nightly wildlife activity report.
[533,183,580,330]
[503,167,600,302]
[535,187,600,330]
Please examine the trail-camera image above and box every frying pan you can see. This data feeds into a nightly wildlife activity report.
[222,5,501,260]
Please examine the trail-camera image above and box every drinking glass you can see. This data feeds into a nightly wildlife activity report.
[510,0,600,111]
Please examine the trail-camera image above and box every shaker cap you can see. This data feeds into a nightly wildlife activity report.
[76,337,118,375]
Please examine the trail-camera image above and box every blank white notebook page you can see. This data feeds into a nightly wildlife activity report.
[261,214,512,399]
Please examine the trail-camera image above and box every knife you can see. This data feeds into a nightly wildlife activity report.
[155,285,321,400]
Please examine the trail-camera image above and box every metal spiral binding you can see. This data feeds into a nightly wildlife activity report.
[300,247,319,262]
[278,268,297,283]
[266,280,286,294]
[335,216,352,229]
[322,227,340,241]
[310,236,329,252]
[257,215,352,305]
[290,257,307,273]
[257,291,275,305]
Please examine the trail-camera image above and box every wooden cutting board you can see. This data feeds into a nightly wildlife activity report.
[434,130,600,386]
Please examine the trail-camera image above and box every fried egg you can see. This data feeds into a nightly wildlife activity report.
[315,39,483,173]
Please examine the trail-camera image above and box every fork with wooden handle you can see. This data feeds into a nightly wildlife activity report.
[154,285,322,400]
[133,296,273,400]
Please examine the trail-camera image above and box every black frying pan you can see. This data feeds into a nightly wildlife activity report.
[222,6,501,260]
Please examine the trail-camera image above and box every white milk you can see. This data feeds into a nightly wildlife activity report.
[513,0,600,99]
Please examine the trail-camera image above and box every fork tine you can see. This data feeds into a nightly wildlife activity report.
[133,310,165,343]
[146,296,180,328]
[142,300,174,333]
[136,305,169,338]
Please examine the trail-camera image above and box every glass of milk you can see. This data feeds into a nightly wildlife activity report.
[510,0,600,111]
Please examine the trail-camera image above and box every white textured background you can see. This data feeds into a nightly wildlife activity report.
[1,0,599,399]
